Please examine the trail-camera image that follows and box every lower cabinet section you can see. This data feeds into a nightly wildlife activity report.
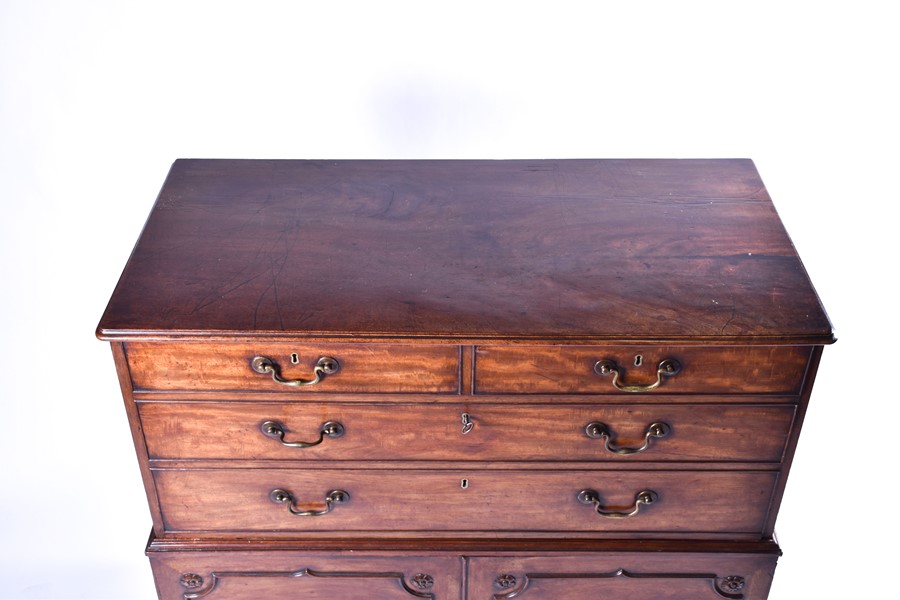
[147,538,780,600]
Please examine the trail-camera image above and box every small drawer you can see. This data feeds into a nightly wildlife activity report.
[468,551,777,600]
[474,346,811,395]
[149,550,460,600]
[153,468,777,537]
[126,342,460,393]
[140,402,796,463]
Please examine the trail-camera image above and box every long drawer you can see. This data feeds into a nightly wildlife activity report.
[140,402,796,463]
[474,346,811,395]
[153,468,777,536]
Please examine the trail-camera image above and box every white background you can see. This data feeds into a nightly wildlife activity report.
[1,1,896,598]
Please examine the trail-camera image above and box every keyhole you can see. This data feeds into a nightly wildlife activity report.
[290,353,300,364]
[634,354,643,367]
[460,479,469,489]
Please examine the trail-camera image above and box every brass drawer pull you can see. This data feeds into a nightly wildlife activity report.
[251,355,339,387]
[593,359,681,392]
[269,488,349,517]
[577,489,658,518]
[261,420,345,448]
[585,421,671,454]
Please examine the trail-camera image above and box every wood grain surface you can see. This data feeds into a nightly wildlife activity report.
[97,159,834,344]
[150,553,460,600]
[467,552,777,600]
[126,342,460,393]
[474,345,811,394]
[140,401,796,463]
[99,159,830,600]
[153,468,777,536]
[148,544,778,600]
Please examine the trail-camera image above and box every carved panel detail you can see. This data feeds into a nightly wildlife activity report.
[492,568,747,599]
[182,567,435,599]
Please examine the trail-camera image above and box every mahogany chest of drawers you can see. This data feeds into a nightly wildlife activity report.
[98,159,833,599]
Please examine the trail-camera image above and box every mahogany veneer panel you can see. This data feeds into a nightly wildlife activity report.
[474,345,811,395]
[127,342,460,393]
[140,402,796,463]
[150,552,461,600]
[148,540,779,600]
[97,159,833,344]
[153,468,777,536]
[468,552,778,600]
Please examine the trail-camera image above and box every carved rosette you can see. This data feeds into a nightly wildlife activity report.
[719,575,746,592]
[179,573,204,589]
[410,573,434,590]
[494,574,517,589]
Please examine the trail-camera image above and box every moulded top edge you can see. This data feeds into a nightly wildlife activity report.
[96,326,837,346]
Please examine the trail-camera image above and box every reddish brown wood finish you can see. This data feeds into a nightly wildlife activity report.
[474,345,810,395]
[98,160,832,599]
[152,468,777,537]
[126,342,460,393]
[97,159,834,345]
[139,401,796,463]
[467,552,777,600]
[147,540,779,600]
[150,552,461,600]
[762,344,824,534]
[110,343,165,534]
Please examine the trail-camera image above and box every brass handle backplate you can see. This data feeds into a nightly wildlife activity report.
[261,420,345,448]
[585,421,671,455]
[269,488,349,517]
[593,358,681,392]
[577,489,658,518]
[251,355,339,387]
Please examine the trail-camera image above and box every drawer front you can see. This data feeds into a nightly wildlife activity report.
[468,552,777,600]
[126,342,460,393]
[475,346,811,395]
[154,468,776,536]
[150,552,460,600]
[141,402,796,463]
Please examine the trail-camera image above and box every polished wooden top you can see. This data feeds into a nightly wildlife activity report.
[97,159,833,343]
